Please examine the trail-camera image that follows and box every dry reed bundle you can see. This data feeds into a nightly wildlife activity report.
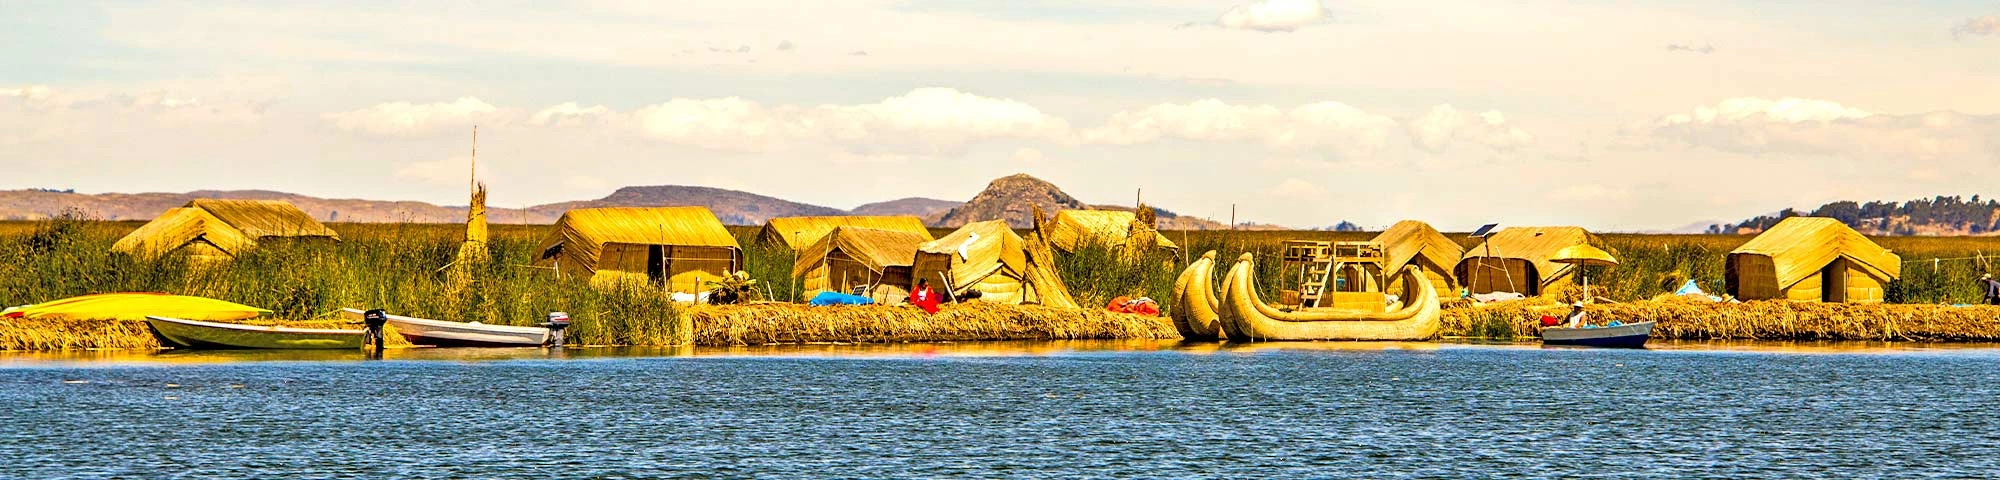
[0,317,160,351]
[1441,298,2000,341]
[0,317,415,351]
[684,302,1178,346]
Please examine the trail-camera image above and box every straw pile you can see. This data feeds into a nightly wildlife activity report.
[684,302,1177,346]
[0,317,161,351]
[1441,297,2000,341]
[0,317,403,351]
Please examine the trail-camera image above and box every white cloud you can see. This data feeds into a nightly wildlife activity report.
[1216,0,1330,32]
[628,87,1070,155]
[631,97,782,151]
[1,85,263,146]
[1639,97,1999,161]
[1083,99,1396,160]
[1955,16,1999,38]
[805,87,1072,154]
[530,102,616,127]
[325,97,503,137]
[1408,104,1535,153]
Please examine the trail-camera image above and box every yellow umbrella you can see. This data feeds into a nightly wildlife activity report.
[1550,244,1618,267]
[1550,244,1617,304]
[2,293,270,321]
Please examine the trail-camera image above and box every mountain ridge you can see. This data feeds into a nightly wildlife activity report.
[0,175,1250,229]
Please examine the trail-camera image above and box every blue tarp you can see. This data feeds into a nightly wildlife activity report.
[809,292,875,306]
[1674,280,1706,296]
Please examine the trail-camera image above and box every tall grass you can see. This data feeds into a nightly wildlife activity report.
[0,215,689,347]
[7,217,1999,349]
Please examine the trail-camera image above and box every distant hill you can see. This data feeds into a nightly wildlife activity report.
[0,174,1276,229]
[932,174,1086,228]
[525,185,847,225]
[849,197,960,218]
[0,189,491,223]
[929,173,1235,230]
[1715,195,2000,236]
[0,185,852,226]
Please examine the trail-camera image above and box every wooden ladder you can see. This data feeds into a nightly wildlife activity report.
[1283,241,1336,306]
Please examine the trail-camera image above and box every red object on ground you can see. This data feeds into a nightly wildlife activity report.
[1539,315,1561,327]
[1128,301,1159,316]
[910,285,940,314]
[1107,296,1132,313]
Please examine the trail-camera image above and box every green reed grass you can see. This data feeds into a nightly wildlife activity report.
[0,215,690,348]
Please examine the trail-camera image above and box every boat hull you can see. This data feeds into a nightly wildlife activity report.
[1543,321,1655,349]
[340,308,547,347]
[1216,253,1442,341]
[1170,251,1224,341]
[146,316,364,350]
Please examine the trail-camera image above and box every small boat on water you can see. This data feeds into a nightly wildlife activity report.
[1214,253,1443,342]
[145,316,364,350]
[1542,321,1656,349]
[1169,251,1225,341]
[339,308,548,347]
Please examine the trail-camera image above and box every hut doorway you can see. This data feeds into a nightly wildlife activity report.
[1822,260,1847,303]
[648,245,667,286]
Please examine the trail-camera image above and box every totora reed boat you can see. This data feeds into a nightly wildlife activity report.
[145,316,365,350]
[1170,251,1225,341]
[340,308,549,347]
[1213,253,1442,342]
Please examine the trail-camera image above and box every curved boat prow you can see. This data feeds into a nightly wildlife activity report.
[1217,253,1442,342]
[1170,251,1225,341]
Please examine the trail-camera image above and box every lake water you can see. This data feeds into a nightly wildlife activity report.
[4,340,2000,478]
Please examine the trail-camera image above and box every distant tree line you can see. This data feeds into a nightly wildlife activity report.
[1712,195,2000,235]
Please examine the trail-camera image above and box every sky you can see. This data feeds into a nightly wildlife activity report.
[4,0,1999,231]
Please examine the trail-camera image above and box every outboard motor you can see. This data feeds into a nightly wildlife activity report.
[361,309,388,351]
[541,312,571,348]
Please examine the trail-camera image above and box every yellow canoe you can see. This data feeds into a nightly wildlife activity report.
[2,293,271,322]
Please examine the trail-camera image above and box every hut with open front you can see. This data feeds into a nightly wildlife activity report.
[533,207,743,292]
[1726,217,1899,303]
[1454,226,1611,296]
[1371,220,1466,297]
[913,220,1052,304]
[1043,209,1180,253]
[793,226,935,302]
[112,199,340,261]
[756,215,932,251]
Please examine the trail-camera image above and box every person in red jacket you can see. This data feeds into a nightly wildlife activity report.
[910,279,941,314]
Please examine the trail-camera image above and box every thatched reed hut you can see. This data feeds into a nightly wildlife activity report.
[111,199,339,261]
[1372,220,1465,296]
[533,207,742,292]
[756,216,931,251]
[1044,209,1179,253]
[793,226,932,302]
[914,220,1061,304]
[1727,217,1900,303]
[1455,226,1611,296]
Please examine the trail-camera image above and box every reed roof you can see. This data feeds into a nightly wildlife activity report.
[184,199,338,239]
[534,207,741,274]
[1731,217,1900,287]
[110,199,336,260]
[1045,210,1179,251]
[111,207,257,259]
[918,220,1027,290]
[793,226,932,278]
[1458,226,1612,284]
[759,215,932,250]
[1372,220,1465,274]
